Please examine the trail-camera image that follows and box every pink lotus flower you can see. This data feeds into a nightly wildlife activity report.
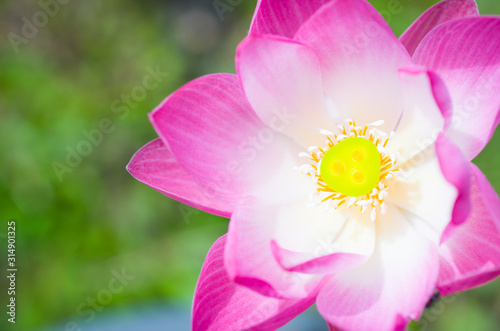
[127,0,500,330]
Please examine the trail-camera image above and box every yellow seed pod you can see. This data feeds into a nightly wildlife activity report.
[320,137,381,197]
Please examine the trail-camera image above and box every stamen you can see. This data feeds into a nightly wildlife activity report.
[368,120,384,127]
[298,119,403,220]
[298,152,310,158]
[320,129,334,136]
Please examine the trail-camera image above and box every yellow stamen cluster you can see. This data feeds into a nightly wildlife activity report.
[298,120,403,221]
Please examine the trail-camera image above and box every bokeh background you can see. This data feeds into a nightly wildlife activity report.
[1,0,499,330]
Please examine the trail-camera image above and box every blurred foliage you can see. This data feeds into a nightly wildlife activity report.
[0,0,499,330]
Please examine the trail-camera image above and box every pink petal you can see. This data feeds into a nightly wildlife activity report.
[316,207,439,331]
[271,240,369,274]
[249,0,331,38]
[224,200,327,299]
[328,316,409,331]
[384,68,466,244]
[268,201,376,274]
[435,134,472,243]
[236,34,331,148]
[400,0,478,56]
[295,0,412,132]
[386,68,449,163]
[192,234,318,331]
[387,133,470,246]
[127,139,232,217]
[224,173,378,298]
[386,151,459,245]
[437,164,500,296]
[149,73,269,207]
[413,17,500,160]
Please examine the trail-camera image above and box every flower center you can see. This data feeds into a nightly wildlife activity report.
[320,137,381,197]
[298,120,404,221]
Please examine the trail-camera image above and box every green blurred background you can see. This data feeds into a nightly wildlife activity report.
[0,0,499,330]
